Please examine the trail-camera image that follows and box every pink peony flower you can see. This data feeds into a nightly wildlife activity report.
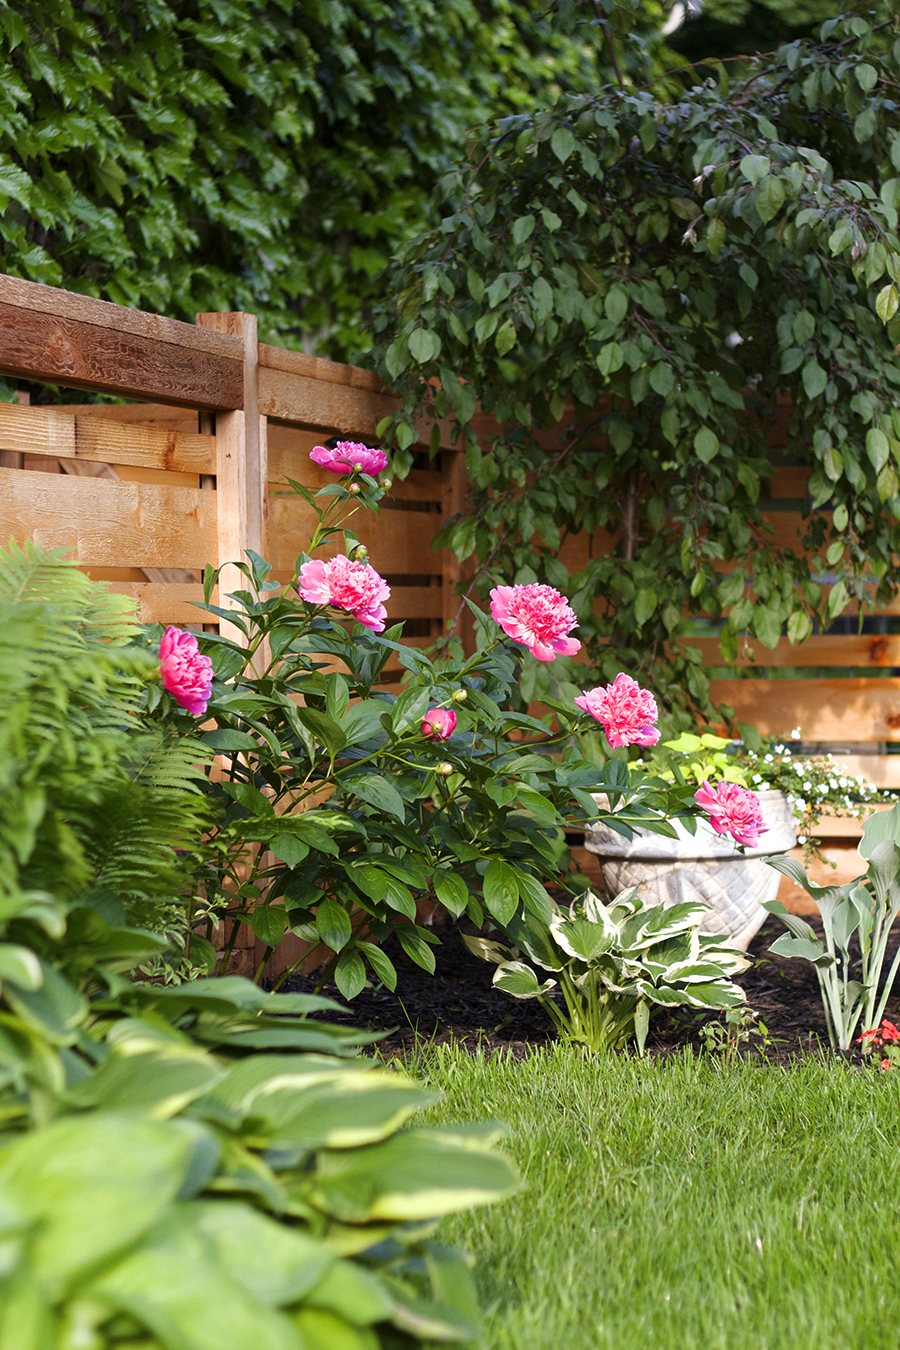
[574,673,660,748]
[489,583,581,663]
[694,779,767,848]
[309,441,388,476]
[297,555,390,632]
[159,626,214,716]
[421,708,457,741]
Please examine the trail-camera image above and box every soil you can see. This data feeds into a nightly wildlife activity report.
[281,911,900,1065]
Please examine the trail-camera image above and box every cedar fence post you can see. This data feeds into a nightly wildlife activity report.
[195,311,268,646]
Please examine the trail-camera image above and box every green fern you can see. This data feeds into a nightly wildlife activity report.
[0,541,212,924]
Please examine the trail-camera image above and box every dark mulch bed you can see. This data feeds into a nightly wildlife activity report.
[281,911,899,1065]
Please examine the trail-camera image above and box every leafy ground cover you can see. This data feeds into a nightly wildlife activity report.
[411,1043,900,1350]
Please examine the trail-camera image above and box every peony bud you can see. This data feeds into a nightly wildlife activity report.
[436,762,454,775]
[348,482,361,496]
[451,688,468,702]
[422,707,457,741]
[382,477,393,491]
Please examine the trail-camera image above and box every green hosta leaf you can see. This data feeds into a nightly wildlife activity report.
[0,1115,193,1299]
[310,1127,520,1222]
[0,944,42,991]
[4,962,85,1046]
[769,933,833,967]
[483,860,519,925]
[66,1048,224,1119]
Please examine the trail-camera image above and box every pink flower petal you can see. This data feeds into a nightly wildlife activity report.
[489,583,580,662]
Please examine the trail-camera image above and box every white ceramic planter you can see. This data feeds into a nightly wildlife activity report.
[584,789,797,951]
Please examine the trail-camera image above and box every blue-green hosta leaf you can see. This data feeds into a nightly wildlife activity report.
[859,803,900,859]
[763,858,847,919]
[90,1207,302,1350]
[310,1128,520,1223]
[263,1075,434,1151]
[0,943,42,991]
[492,962,557,1000]
[65,1048,224,1119]
[0,1115,193,1299]
[3,961,85,1045]
[769,934,835,968]
[192,1200,334,1306]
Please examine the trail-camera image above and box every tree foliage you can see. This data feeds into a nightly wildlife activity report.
[370,3,900,722]
[0,0,603,359]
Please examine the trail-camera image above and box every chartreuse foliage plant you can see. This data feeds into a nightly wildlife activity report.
[765,801,900,1051]
[371,3,900,721]
[464,885,748,1054]
[173,458,684,1000]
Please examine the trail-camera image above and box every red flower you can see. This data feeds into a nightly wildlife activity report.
[880,1019,900,1042]
[881,1058,892,1071]
[858,1029,878,1041]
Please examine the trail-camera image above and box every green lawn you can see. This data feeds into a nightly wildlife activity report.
[411,1043,900,1350]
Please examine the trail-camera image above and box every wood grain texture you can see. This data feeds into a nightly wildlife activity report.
[104,582,216,624]
[687,634,900,669]
[0,274,241,359]
[0,466,217,568]
[0,403,214,474]
[55,403,201,434]
[709,677,900,741]
[0,300,244,409]
[259,366,396,436]
[268,494,442,574]
[259,343,383,391]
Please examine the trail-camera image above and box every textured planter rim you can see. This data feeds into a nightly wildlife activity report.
[585,788,797,862]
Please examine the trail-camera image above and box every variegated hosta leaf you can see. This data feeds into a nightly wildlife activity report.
[695,938,752,976]
[618,902,711,954]
[605,886,641,924]
[460,933,515,966]
[662,961,737,986]
[549,915,612,962]
[639,931,699,980]
[492,962,557,1000]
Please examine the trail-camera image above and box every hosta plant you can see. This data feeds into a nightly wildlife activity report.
[464,886,750,1055]
[765,802,900,1051]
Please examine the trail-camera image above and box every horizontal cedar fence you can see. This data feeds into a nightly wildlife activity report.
[0,273,894,918]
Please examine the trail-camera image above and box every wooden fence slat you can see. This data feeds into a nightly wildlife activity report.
[259,343,383,392]
[259,366,396,438]
[0,465,217,568]
[50,403,201,434]
[0,302,243,410]
[709,677,900,741]
[0,403,215,475]
[385,586,444,619]
[268,495,442,574]
[0,274,241,359]
[687,634,900,669]
[104,582,217,625]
